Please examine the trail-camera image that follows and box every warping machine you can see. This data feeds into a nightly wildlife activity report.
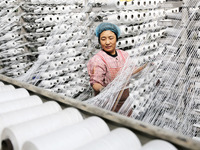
[0,0,200,149]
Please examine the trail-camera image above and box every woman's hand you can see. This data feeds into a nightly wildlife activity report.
[92,83,104,96]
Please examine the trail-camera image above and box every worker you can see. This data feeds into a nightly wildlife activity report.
[87,22,146,112]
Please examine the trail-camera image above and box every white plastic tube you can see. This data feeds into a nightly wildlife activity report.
[106,14,121,23]
[68,65,78,72]
[40,72,52,79]
[76,86,86,92]
[117,39,125,48]
[38,54,53,61]
[48,61,60,69]
[11,63,26,69]
[39,80,54,88]
[0,82,4,86]
[140,140,177,150]
[141,0,148,9]
[0,88,29,104]
[4,41,18,48]
[0,96,42,114]
[1,33,17,41]
[119,25,129,36]
[129,11,140,23]
[2,108,83,150]
[31,0,39,3]
[0,85,15,92]
[43,7,52,13]
[22,117,110,150]
[0,101,61,149]
[56,84,66,91]
[76,128,141,150]
[105,0,122,9]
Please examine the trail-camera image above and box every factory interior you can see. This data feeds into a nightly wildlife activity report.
[0,0,200,149]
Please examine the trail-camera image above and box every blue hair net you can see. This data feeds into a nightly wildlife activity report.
[95,22,120,38]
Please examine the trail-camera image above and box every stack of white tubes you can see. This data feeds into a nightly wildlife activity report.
[0,83,178,150]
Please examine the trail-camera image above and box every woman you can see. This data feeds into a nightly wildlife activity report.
[87,22,145,112]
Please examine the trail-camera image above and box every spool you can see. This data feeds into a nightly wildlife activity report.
[131,25,138,34]
[48,71,59,77]
[2,139,13,150]
[10,63,26,69]
[0,88,29,104]
[76,128,141,150]
[68,65,78,72]
[0,96,42,114]
[0,101,61,149]
[140,140,177,150]
[34,7,41,13]
[120,12,130,23]
[66,89,78,97]
[117,39,127,48]
[119,25,129,36]
[56,85,66,91]
[0,85,15,92]
[37,46,48,52]
[76,86,86,92]
[1,33,17,41]
[37,37,46,42]
[150,42,158,49]
[22,117,110,150]
[131,100,140,109]
[5,41,17,48]
[126,49,139,57]
[43,7,52,13]
[31,0,38,3]
[75,78,86,84]
[0,82,4,86]
[146,0,153,8]
[2,108,83,150]
[133,36,141,45]
[123,0,132,8]
[55,6,66,13]
[105,0,122,9]
[106,14,121,23]
[129,11,139,23]
[40,72,52,79]
[38,55,53,61]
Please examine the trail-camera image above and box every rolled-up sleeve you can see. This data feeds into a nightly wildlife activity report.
[87,56,106,86]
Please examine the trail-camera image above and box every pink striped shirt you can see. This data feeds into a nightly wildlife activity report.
[87,49,129,87]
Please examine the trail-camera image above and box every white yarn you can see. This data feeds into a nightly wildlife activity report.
[0,82,4,86]
[139,140,177,150]
[0,88,29,103]
[0,96,43,114]
[0,101,61,149]
[75,128,141,150]
[0,85,15,92]
[22,116,110,150]
[2,108,83,150]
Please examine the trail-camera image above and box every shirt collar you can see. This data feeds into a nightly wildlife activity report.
[102,49,118,58]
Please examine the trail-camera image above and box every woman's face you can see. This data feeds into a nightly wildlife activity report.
[100,30,117,55]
